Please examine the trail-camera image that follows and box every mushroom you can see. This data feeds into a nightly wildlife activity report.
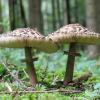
[46,23,100,85]
[0,28,58,86]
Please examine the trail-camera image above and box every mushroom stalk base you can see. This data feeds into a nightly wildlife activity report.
[25,47,37,86]
[63,43,76,85]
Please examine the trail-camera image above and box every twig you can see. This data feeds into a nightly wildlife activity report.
[1,62,23,85]
[5,82,13,92]
[0,89,82,94]
[74,71,92,82]
[22,68,29,78]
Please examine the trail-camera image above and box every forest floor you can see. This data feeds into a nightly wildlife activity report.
[0,49,100,100]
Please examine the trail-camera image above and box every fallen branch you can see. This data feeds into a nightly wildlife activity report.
[74,71,92,82]
[0,89,82,94]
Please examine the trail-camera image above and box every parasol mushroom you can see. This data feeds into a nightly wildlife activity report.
[46,23,100,85]
[0,28,58,86]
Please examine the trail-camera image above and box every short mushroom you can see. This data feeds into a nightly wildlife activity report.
[46,23,100,85]
[0,28,58,86]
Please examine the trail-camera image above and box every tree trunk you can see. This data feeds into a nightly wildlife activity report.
[9,0,16,30]
[19,0,27,27]
[86,0,100,59]
[74,0,78,22]
[28,0,43,33]
[0,0,3,33]
[52,0,56,30]
[65,0,71,24]
[56,0,62,27]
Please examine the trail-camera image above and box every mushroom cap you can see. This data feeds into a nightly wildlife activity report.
[0,28,58,53]
[46,24,100,45]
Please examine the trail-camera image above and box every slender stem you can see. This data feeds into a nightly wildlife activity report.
[63,43,76,85]
[24,47,37,86]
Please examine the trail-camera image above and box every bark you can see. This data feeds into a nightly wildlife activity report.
[86,0,100,59]
[0,0,3,33]
[19,0,27,27]
[9,0,16,30]
[65,0,71,24]
[52,0,56,30]
[74,0,78,22]
[56,0,62,27]
[28,0,43,33]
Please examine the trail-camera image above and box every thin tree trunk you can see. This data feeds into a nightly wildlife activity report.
[56,0,62,27]
[65,0,71,24]
[0,0,3,33]
[9,0,16,30]
[19,0,27,27]
[74,0,78,22]
[39,0,43,33]
[52,0,56,30]
[28,0,43,33]
[86,0,100,59]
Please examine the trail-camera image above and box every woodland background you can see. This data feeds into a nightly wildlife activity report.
[0,0,100,99]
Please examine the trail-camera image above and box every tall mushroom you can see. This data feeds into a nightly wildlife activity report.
[0,28,58,86]
[46,23,100,85]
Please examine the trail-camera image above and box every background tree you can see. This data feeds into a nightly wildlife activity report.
[65,0,71,24]
[19,0,27,27]
[0,0,3,33]
[74,0,78,22]
[9,0,16,30]
[52,0,56,31]
[28,0,43,33]
[56,0,62,27]
[86,0,100,59]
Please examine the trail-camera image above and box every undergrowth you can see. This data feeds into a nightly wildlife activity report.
[0,48,99,100]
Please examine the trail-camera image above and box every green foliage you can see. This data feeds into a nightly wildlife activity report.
[0,18,10,32]
[0,48,99,99]
[0,48,24,65]
[0,94,12,100]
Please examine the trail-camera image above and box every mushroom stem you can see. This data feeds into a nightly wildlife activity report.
[63,43,76,85]
[24,47,37,86]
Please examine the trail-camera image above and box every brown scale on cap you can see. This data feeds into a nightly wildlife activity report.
[0,28,44,48]
[0,28,58,53]
[3,28,44,39]
[47,24,100,45]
